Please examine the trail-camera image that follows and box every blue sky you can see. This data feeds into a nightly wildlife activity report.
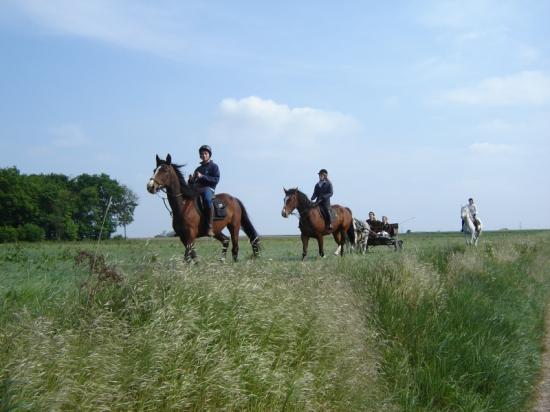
[1,0,549,236]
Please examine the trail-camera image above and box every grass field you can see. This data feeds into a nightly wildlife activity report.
[1,230,550,411]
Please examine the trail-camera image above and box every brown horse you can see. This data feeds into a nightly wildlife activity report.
[147,154,261,262]
[281,188,355,260]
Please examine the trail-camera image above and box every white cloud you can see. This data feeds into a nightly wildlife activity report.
[49,124,89,148]
[211,96,360,157]
[437,71,550,106]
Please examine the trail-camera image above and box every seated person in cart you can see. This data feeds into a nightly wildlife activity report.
[368,214,398,239]
[378,216,392,238]
[366,211,381,232]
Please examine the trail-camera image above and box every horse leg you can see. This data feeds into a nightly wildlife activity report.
[183,241,197,264]
[228,224,240,262]
[339,229,346,257]
[317,236,325,258]
[214,232,230,262]
[250,237,261,258]
[301,234,309,260]
[332,230,343,257]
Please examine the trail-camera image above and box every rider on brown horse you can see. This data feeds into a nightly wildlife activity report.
[311,169,333,230]
[189,145,220,236]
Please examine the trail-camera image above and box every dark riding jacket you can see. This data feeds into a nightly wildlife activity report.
[311,180,333,205]
[193,161,220,190]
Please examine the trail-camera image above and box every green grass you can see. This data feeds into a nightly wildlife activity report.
[1,231,550,410]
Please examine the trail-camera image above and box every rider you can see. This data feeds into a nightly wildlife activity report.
[311,169,333,230]
[190,145,220,237]
[461,197,478,232]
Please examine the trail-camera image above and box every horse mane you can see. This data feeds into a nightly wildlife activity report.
[288,187,315,208]
[161,160,200,198]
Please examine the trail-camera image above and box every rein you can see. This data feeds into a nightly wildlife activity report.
[156,189,185,217]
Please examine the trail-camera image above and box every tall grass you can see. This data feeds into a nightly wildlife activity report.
[1,232,550,410]
[1,239,386,410]
[344,232,550,411]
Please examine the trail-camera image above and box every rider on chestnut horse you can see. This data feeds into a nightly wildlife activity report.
[311,169,333,231]
[188,145,219,237]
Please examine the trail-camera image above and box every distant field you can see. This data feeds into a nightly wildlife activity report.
[1,230,550,410]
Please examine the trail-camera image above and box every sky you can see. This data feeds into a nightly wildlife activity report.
[1,0,549,237]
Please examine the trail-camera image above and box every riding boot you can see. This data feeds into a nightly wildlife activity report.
[206,206,215,237]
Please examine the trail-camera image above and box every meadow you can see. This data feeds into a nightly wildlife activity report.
[1,230,550,411]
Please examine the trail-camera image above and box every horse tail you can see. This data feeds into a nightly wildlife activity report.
[345,207,356,246]
[237,198,261,256]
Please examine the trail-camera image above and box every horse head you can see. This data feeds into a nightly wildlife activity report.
[147,153,177,194]
[281,187,299,217]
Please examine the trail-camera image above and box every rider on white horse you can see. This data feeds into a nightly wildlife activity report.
[461,198,479,232]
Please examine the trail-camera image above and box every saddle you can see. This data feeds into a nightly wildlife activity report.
[328,208,337,223]
[196,196,227,220]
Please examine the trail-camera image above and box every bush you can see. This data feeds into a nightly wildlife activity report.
[0,226,18,243]
[17,224,45,242]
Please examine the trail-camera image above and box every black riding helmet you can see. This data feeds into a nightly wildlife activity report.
[199,145,212,156]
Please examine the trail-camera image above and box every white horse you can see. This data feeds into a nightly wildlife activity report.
[461,205,482,246]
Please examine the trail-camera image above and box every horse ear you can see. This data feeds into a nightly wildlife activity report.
[156,154,161,165]
[166,154,171,165]
[283,187,287,193]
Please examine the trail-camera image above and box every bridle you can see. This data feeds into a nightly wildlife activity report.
[150,168,185,217]
[284,193,313,219]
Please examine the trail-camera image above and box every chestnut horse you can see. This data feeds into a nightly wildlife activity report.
[281,188,355,260]
[147,154,260,262]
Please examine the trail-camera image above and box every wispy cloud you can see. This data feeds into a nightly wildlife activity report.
[49,124,89,148]
[419,0,513,30]
[210,96,360,158]
[11,0,187,57]
[468,142,517,156]
[436,71,550,106]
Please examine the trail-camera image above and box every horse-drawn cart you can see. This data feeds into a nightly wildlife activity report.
[367,222,403,251]
[352,219,403,253]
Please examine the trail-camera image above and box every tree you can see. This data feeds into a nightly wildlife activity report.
[0,167,37,228]
[70,173,138,240]
[0,167,138,241]
[112,185,138,239]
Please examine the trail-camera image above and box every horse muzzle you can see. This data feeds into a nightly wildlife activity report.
[147,179,161,194]
[281,208,289,218]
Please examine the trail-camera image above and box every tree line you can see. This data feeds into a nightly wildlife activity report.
[0,167,138,242]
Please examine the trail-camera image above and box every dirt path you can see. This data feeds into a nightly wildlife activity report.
[533,304,550,411]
